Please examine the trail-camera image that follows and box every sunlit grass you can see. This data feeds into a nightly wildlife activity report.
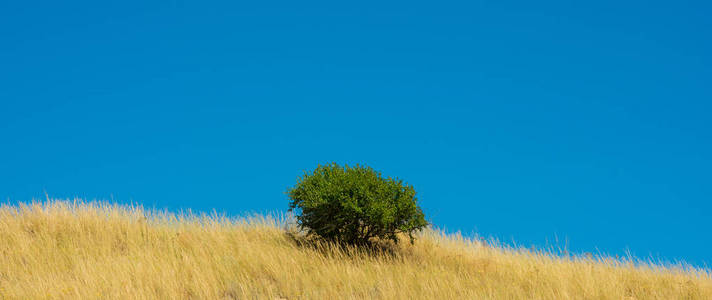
[0,199,709,299]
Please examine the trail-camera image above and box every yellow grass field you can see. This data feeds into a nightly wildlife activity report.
[0,200,710,299]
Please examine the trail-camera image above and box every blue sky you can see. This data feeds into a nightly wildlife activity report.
[1,1,711,266]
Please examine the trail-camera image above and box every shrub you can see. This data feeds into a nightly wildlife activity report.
[287,163,428,246]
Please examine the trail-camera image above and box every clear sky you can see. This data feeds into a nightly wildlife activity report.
[1,1,710,266]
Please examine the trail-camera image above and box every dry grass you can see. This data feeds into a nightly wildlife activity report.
[0,199,710,299]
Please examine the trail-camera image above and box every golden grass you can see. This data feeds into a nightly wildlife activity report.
[0,200,710,299]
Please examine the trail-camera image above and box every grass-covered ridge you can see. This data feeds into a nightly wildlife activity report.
[0,200,710,299]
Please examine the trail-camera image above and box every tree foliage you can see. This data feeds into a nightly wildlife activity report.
[287,163,428,245]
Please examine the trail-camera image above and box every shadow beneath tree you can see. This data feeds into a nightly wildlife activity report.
[284,229,403,260]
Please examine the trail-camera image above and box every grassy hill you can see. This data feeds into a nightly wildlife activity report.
[0,200,710,299]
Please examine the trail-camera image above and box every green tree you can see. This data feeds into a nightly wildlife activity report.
[287,163,428,245]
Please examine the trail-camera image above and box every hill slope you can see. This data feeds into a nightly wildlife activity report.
[0,200,710,299]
